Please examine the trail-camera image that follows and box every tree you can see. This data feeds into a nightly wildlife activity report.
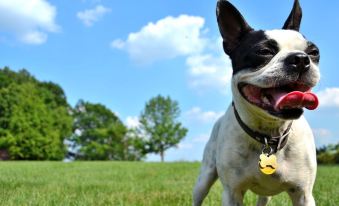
[123,128,148,161]
[0,67,73,160]
[316,143,339,164]
[70,100,145,160]
[138,95,188,162]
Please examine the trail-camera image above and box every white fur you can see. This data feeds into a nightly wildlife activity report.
[193,29,319,206]
[265,30,308,51]
[193,106,317,206]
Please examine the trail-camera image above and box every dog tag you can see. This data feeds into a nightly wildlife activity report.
[258,153,278,175]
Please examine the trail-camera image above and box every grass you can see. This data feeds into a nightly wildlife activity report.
[0,162,338,206]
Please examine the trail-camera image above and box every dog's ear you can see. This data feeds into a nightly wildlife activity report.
[216,0,253,55]
[283,0,302,31]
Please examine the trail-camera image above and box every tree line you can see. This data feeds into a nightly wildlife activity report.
[1,67,338,163]
[316,143,339,164]
[0,67,187,161]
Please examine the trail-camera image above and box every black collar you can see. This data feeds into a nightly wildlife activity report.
[232,102,292,152]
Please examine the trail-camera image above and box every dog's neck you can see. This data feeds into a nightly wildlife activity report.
[233,98,293,137]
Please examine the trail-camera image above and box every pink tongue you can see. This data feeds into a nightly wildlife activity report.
[271,90,319,111]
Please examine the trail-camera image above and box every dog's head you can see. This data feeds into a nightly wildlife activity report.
[217,0,320,120]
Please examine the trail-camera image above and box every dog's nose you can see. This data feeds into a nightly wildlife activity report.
[285,53,310,73]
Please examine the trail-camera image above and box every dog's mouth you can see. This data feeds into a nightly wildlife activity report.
[239,83,319,119]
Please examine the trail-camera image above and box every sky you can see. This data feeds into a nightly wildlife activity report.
[0,0,339,161]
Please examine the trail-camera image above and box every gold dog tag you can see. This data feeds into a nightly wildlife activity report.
[258,153,278,175]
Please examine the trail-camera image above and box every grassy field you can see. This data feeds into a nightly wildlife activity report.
[0,162,338,206]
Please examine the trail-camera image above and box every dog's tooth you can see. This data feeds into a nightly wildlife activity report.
[262,95,270,105]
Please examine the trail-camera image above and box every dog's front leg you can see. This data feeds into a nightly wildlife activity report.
[288,189,316,206]
[256,196,271,206]
[221,186,244,206]
[192,164,217,206]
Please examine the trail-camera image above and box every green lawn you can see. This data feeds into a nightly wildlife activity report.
[0,162,338,206]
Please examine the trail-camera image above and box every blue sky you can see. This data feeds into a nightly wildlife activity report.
[0,0,339,161]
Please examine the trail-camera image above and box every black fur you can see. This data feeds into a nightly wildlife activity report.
[216,0,253,55]
[216,0,312,75]
[283,0,302,31]
[229,30,279,75]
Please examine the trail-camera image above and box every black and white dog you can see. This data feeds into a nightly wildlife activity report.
[193,0,320,205]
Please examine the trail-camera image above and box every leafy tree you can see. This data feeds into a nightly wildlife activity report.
[0,67,73,160]
[70,100,145,160]
[138,95,188,162]
[317,152,335,164]
[316,143,339,164]
[123,128,148,161]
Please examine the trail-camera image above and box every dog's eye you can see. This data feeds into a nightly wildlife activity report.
[256,48,274,56]
[307,48,319,57]
[306,42,320,58]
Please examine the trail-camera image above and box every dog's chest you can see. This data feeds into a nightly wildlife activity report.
[216,129,296,195]
[215,108,315,196]
[218,144,291,195]
[246,159,290,195]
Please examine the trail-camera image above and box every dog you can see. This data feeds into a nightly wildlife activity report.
[193,0,320,205]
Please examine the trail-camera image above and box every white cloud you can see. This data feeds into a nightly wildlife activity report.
[192,134,210,143]
[77,5,111,27]
[316,88,339,108]
[187,51,232,93]
[111,15,207,64]
[111,15,233,94]
[0,0,59,44]
[20,31,47,44]
[185,107,224,124]
[125,116,140,128]
[177,143,193,149]
[312,128,337,147]
[111,39,125,49]
[312,128,332,138]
